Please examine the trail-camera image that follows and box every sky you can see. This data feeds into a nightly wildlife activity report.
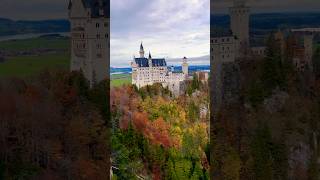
[213,0,320,14]
[1,0,319,20]
[1,0,320,66]
[0,0,67,20]
[110,0,210,67]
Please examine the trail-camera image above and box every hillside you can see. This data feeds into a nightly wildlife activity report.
[0,18,70,36]
[110,77,210,179]
[0,71,110,179]
[211,12,320,38]
[211,34,320,179]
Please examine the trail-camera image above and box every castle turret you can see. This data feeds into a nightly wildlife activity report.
[229,0,250,56]
[182,57,189,78]
[148,51,152,67]
[140,42,145,58]
[304,33,314,71]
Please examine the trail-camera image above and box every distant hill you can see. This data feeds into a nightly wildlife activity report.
[0,18,70,36]
[211,12,320,36]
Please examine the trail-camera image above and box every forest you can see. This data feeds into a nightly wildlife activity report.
[211,34,320,179]
[0,70,110,179]
[110,76,210,179]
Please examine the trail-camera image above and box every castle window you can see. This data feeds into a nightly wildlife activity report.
[96,23,100,28]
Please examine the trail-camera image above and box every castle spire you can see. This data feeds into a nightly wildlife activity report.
[149,51,152,59]
[139,42,145,58]
[68,0,72,10]
[148,51,152,67]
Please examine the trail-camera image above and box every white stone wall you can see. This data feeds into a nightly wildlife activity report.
[69,1,109,86]
[211,36,236,63]
[132,60,187,96]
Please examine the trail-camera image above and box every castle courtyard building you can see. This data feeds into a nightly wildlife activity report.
[131,43,189,96]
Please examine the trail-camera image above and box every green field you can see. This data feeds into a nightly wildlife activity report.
[0,37,132,86]
[0,53,69,77]
[0,37,69,77]
[0,37,69,51]
[111,74,131,87]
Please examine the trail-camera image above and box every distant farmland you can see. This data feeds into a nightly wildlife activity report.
[111,74,131,87]
[0,53,69,77]
[0,36,130,87]
[0,36,70,77]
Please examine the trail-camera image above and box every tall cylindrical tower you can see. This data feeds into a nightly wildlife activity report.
[304,33,314,71]
[182,57,189,78]
[229,0,250,47]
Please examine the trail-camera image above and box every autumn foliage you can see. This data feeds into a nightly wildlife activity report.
[111,81,209,179]
[0,70,110,179]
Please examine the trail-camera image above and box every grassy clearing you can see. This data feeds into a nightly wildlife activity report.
[0,37,69,51]
[111,74,131,87]
[0,37,132,86]
[0,37,69,78]
[0,53,69,77]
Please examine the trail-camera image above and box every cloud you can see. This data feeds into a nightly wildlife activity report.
[0,0,67,20]
[167,55,210,66]
[111,0,210,67]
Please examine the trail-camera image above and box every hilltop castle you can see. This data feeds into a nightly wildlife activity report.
[211,0,316,69]
[131,43,189,96]
[68,0,109,86]
[211,0,266,65]
[211,0,318,110]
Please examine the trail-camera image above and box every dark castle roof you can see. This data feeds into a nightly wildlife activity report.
[134,58,167,67]
[69,0,110,18]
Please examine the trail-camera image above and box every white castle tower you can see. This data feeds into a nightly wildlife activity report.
[229,0,250,49]
[304,34,314,71]
[182,57,189,77]
[68,0,109,86]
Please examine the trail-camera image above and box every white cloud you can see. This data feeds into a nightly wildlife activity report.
[0,0,67,20]
[110,0,210,67]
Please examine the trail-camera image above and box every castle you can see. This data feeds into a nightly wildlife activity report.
[211,0,317,70]
[211,0,318,110]
[211,0,266,65]
[131,43,189,96]
[68,0,109,86]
